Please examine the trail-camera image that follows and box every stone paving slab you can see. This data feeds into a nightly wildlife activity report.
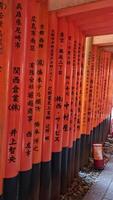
[83,156,113,200]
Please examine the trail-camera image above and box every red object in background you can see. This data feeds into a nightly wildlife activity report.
[93,144,104,170]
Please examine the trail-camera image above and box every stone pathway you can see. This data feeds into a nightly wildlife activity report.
[83,156,113,200]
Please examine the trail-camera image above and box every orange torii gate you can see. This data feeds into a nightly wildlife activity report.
[0,1,113,200]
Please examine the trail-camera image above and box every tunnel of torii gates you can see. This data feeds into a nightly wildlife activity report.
[0,1,113,200]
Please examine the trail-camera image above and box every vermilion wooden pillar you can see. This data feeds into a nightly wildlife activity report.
[70,27,79,178]
[4,1,27,200]
[18,1,37,200]
[73,30,81,175]
[30,1,48,200]
[80,37,92,169]
[0,1,12,200]
[40,12,57,200]
[61,20,74,193]
[51,17,68,200]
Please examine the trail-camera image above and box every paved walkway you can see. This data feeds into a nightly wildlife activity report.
[83,156,113,200]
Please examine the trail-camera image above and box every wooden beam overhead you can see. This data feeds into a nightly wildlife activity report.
[85,28,113,37]
[70,12,113,26]
[93,35,113,46]
[67,7,113,22]
[55,0,113,37]
[57,0,113,17]
[49,0,96,11]
[80,21,113,30]
[85,25,113,32]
